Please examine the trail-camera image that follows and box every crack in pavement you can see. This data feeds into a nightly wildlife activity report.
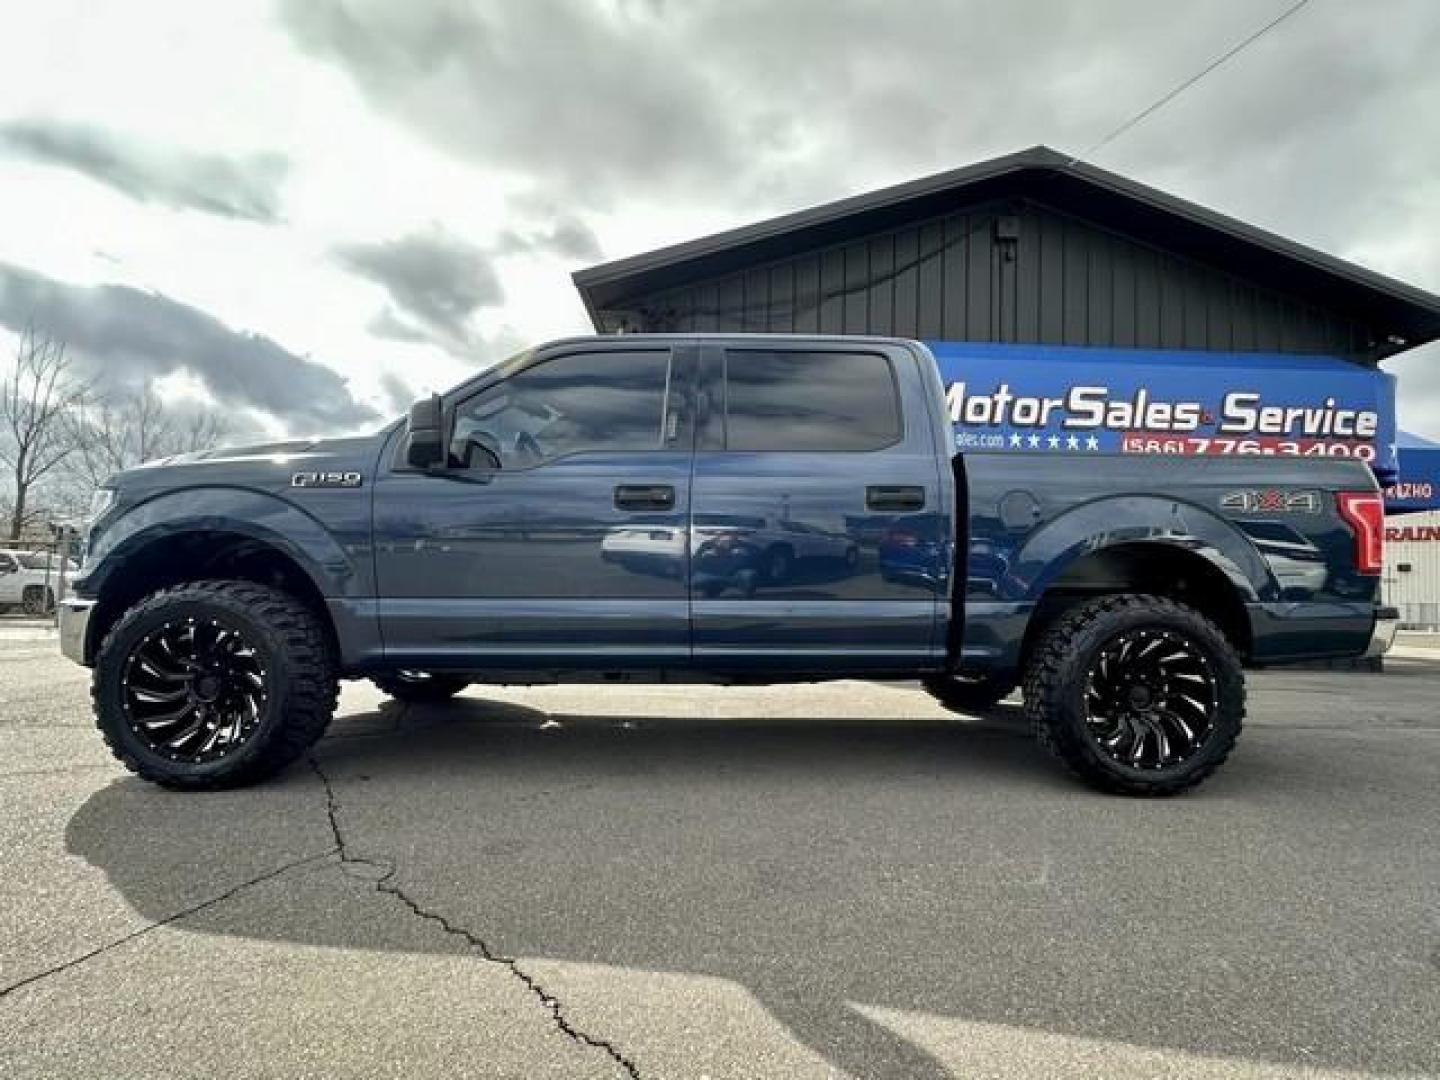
[306,753,642,1080]
[0,848,336,1002]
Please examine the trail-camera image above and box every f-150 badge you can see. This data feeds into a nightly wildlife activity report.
[291,471,363,488]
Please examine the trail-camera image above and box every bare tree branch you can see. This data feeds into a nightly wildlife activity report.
[0,326,89,541]
[62,382,229,494]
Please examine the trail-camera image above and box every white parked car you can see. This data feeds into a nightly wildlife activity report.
[600,525,687,577]
[0,549,75,614]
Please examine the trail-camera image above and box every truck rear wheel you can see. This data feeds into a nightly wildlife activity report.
[922,672,1016,713]
[92,580,338,790]
[371,672,471,702]
[1023,594,1244,796]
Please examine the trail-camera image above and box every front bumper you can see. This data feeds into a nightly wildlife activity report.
[1365,605,1400,658]
[58,597,95,666]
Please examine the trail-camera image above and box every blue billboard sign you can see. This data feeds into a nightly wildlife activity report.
[1385,431,1440,514]
[927,342,1399,483]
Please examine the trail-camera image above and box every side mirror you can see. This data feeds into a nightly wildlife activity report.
[404,394,445,469]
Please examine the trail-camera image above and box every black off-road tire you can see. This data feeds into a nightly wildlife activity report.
[371,672,471,703]
[922,672,1017,713]
[93,580,338,790]
[1023,593,1245,796]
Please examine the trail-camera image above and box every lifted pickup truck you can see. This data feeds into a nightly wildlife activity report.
[59,335,1396,795]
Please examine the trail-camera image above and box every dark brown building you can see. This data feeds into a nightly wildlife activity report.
[574,146,1440,365]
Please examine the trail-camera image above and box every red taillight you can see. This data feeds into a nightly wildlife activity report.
[1336,491,1384,575]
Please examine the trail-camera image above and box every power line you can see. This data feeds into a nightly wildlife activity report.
[1069,0,1312,165]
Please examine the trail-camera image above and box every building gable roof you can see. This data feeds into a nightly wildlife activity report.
[574,146,1440,356]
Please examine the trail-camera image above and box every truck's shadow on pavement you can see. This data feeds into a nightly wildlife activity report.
[65,698,1435,1079]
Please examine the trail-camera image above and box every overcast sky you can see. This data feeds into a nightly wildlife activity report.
[1,0,1438,438]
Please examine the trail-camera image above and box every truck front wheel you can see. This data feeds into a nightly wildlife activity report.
[92,580,338,789]
[1023,594,1244,796]
[371,672,471,703]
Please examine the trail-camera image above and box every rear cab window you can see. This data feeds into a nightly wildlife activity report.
[717,349,902,452]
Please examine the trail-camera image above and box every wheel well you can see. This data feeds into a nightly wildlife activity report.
[89,531,335,660]
[1022,542,1252,668]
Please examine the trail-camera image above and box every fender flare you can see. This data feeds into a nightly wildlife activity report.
[1005,494,1275,604]
[85,486,365,600]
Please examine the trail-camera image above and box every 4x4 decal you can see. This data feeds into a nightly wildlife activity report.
[1220,489,1321,513]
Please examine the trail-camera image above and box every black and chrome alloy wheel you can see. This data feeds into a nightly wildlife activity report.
[1083,627,1217,770]
[1025,593,1244,796]
[121,617,269,764]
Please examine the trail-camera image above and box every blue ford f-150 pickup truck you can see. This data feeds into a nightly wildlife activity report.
[58,335,1397,795]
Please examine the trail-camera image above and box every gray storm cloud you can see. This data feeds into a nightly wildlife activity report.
[283,0,1440,434]
[0,263,377,433]
[1386,341,1440,438]
[377,371,420,414]
[0,119,290,223]
[497,216,603,263]
[273,0,1301,212]
[278,0,746,209]
[334,228,504,357]
[276,0,1440,254]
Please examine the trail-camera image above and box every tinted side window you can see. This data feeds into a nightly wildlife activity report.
[723,350,901,452]
[451,350,671,469]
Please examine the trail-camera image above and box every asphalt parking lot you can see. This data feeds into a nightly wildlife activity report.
[2,623,1437,1079]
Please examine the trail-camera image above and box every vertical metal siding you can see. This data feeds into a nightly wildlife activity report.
[868,233,894,334]
[1383,511,1440,630]
[843,242,868,334]
[893,228,918,338]
[916,221,944,339]
[627,200,1378,356]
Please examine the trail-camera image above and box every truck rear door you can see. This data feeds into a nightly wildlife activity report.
[688,342,947,673]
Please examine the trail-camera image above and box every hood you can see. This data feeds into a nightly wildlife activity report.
[138,438,321,469]
[107,430,392,493]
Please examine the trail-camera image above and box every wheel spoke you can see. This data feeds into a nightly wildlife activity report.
[1139,715,1172,764]
[1156,706,1195,747]
[164,716,207,749]
[136,656,188,683]
[1126,717,1148,764]
[139,701,197,728]
[132,685,188,704]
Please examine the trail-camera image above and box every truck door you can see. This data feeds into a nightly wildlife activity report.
[689,343,947,672]
[373,343,695,668]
